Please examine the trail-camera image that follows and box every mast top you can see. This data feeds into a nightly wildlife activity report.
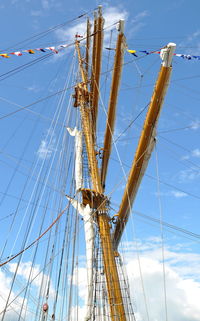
[160,42,176,67]
[117,19,125,33]
[98,5,102,16]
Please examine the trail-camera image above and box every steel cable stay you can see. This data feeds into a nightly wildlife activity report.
[0,127,74,318]
[16,187,54,321]
[9,49,76,257]
[155,144,168,321]
[0,108,53,263]
[0,20,121,85]
[0,58,77,268]
[2,7,199,321]
[0,49,77,123]
[19,77,76,321]
[110,201,200,242]
[0,51,77,318]
[41,126,76,321]
[33,62,78,316]
[0,144,152,318]
[0,245,68,318]
[17,126,75,321]
[157,140,200,175]
[110,155,200,201]
[1,8,98,52]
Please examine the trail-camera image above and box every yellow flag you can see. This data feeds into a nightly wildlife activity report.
[0,53,10,58]
[127,49,137,54]
[28,50,35,54]
[127,49,138,57]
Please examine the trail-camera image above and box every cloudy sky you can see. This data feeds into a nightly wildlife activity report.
[0,0,200,320]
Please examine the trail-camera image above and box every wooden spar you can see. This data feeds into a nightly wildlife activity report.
[85,18,91,77]
[112,43,176,249]
[90,5,104,137]
[90,12,97,100]
[75,41,101,192]
[75,40,127,321]
[101,20,125,189]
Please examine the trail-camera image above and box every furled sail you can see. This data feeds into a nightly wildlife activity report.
[67,127,83,191]
[67,197,94,321]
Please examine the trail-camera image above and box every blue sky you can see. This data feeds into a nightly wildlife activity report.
[0,0,200,320]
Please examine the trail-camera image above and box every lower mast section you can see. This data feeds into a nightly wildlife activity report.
[75,38,127,320]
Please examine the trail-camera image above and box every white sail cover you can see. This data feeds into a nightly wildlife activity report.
[67,127,83,191]
[67,197,94,321]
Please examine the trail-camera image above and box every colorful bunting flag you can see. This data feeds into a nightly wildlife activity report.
[127,49,138,57]
[139,50,150,55]
[24,49,35,54]
[47,47,58,54]
[0,54,10,58]
[0,40,199,63]
[36,48,46,52]
[10,52,22,56]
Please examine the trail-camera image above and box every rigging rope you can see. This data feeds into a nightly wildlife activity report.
[2,8,97,52]
[0,205,69,268]
[155,144,168,321]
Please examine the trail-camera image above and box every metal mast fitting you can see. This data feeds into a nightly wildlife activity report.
[101,19,125,189]
[113,43,176,249]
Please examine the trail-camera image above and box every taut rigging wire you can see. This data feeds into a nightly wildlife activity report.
[155,145,168,321]
[2,8,97,52]
[0,205,69,268]
[111,156,200,201]
[0,85,74,121]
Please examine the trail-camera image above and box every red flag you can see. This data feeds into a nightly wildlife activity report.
[10,51,22,56]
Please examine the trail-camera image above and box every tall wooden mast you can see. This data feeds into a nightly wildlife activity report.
[101,20,125,190]
[74,4,176,317]
[90,5,104,138]
[85,18,91,77]
[75,14,127,320]
[112,43,176,248]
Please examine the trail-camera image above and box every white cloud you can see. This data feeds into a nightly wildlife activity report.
[66,237,200,321]
[190,119,200,130]
[0,239,200,321]
[155,190,188,198]
[171,190,187,198]
[37,130,56,160]
[126,10,149,38]
[126,256,200,321]
[68,266,87,301]
[27,85,41,92]
[31,10,43,17]
[41,0,49,9]
[181,148,200,161]
[179,30,200,55]
[118,239,200,320]
[178,168,200,182]
[192,148,200,158]
[0,268,29,321]
[55,6,128,44]
[0,261,56,320]
[8,261,55,298]
[40,0,61,11]
[55,7,149,46]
